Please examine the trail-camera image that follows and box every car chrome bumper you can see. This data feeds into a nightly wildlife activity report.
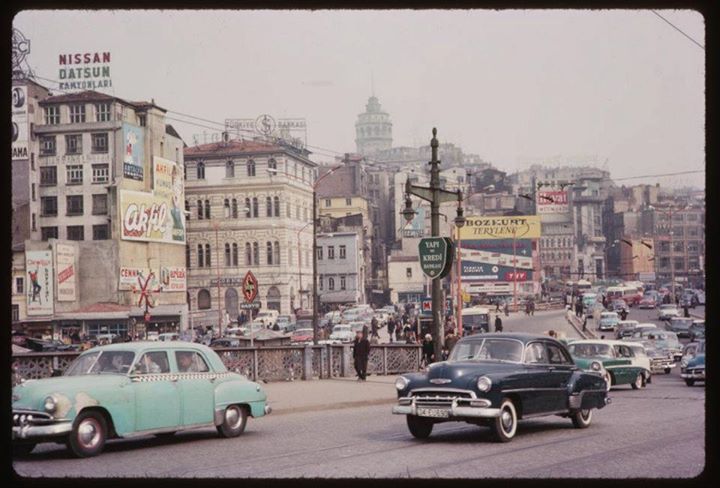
[264,405,272,415]
[392,396,500,418]
[681,371,705,380]
[12,421,73,440]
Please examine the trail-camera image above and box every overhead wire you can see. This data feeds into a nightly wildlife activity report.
[650,10,705,50]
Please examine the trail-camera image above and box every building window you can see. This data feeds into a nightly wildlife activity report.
[40,196,58,216]
[226,160,235,178]
[245,198,252,218]
[15,277,24,295]
[197,200,204,220]
[69,104,86,123]
[274,241,280,265]
[267,241,274,265]
[325,199,332,207]
[12,305,19,322]
[268,158,277,171]
[96,103,111,122]
[197,161,205,179]
[328,246,335,259]
[91,164,109,183]
[198,289,211,310]
[44,106,60,125]
[40,166,57,186]
[41,226,58,241]
[224,198,230,217]
[197,244,205,267]
[138,114,146,127]
[253,242,259,265]
[319,275,323,291]
[245,242,252,266]
[406,267,412,278]
[92,194,108,215]
[67,225,85,241]
[65,134,82,155]
[92,224,109,240]
[91,133,108,153]
[252,197,258,218]
[205,244,212,267]
[273,196,280,217]
[186,245,191,268]
[204,199,211,219]
[225,243,232,266]
[340,275,346,291]
[247,159,256,177]
[40,136,56,156]
[66,165,83,184]
[339,245,346,259]
[66,195,84,215]
[317,246,323,260]
[345,197,352,206]
[31,183,36,201]
[266,197,272,217]
[232,243,239,266]
[328,277,335,291]
[231,198,238,218]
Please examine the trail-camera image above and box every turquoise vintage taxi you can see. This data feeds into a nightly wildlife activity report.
[12,342,271,458]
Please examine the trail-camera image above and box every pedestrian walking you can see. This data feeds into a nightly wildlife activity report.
[370,317,379,339]
[619,308,628,321]
[530,300,535,316]
[352,328,370,381]
[396,324,403,342]
[445,331,458,354]
[494,315,503,332]
[421,334,435,366]
[387,318,395,343]
[683,303,690,318]
[504,302,509,317]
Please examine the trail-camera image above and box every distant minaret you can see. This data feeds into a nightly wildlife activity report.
[355,83,392,156]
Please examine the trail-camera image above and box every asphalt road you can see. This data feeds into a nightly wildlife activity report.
[13,309,705,478]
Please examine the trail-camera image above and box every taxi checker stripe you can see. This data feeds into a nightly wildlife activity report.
[132,372,233,382]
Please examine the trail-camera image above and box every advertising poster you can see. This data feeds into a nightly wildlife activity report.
[459,215,541,240]
[119,189,185,245]
[119,266,186,292]
[153,156,186,243]
[159,266,187,292]
[459,239,534,281]
[12,86,28,160]
[122,123,144,181]
[26,250,54,315]
[537,190,569,214]
[55,243,76,301]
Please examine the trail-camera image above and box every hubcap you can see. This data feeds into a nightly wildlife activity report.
[581,409,590,420]
[78,419,100,448]
[225,407,242,429]
[501,408,514,432]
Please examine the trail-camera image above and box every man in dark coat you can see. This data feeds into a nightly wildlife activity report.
[619,308,628,321]
[387,318,395,343]
[494,315,503,332]
[370,317,379,339]
[353,328,370,381]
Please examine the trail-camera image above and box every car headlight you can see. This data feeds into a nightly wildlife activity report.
[590,361,602,372]
[476,376,492,392]
[395,376,410,391]
[44,395,57,413]
[680,359,688,368]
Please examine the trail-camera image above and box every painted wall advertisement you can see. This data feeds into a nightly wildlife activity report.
[122,123,145,181]
[152,156,186,243]
[119,266,186,292]
[536,190,569,214]
[25,251,54,315]
[459,239,534,282]
[55,243,76,302]
[459,215,541,240]
[12,85,28,160]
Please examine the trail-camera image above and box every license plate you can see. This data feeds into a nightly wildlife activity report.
[417,407,449,418]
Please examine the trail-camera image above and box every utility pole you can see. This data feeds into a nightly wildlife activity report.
[403,128,465,362]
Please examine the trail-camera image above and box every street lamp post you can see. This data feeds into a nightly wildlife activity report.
[402,128,465,362]
[211,220,223,337]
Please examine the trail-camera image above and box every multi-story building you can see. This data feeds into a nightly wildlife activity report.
[650,204,705,288]
[183,137,317,328]
[12,84,187,338]
[317,232,365,308]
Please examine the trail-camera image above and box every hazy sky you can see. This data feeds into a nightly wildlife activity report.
[14,9,705,188]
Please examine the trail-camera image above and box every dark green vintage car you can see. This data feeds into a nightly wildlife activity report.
[392,333,610,442]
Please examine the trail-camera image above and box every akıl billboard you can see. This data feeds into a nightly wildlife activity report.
[26,250,54,315]
[119,189,184,245]
[122,123,144,181]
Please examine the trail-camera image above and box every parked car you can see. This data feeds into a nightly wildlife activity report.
[658,304,680,320]
[622,342,653,383]
[392,333,610,442]
[646,331,683,362]
[567,340,650,391]
[694,290,706,306]
[290,328,314,344]
[636,340,675,374]
[665,317,693,338]
[158,333,180,342]
[210,338,242,348]
[11,342,271,458]
[329,325,355,343]
[615,320,640,339]
[597,312,620,332]
[680,340,705,386]
[688,320,705,342]
[581,293,599,318]
[253,309,279,327]
[275,315,295,332]
[638,296,657,309]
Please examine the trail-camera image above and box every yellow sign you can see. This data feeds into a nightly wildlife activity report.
[459,215,541,240]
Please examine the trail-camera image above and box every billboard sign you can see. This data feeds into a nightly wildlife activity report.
[153,156,186,242]
[120,188,185,245]
[58,51,112,91]
[26,250,54,315]
[459,239,534,281]
[55,243,76,302]
[459,215,541,240]
[119,266,186,292]
[419,237,454,279]
[11,86,28,160]
[537,190,569,214]
[122,123,144,181]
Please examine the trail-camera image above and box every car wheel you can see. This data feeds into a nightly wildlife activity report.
[217,405,248,438]
[603,372,612,391]
[570,409,593,429]
[67,410,107,458]
[406,415,434,439]
[490,398,518,442]
[12,443,36,457]
[631,373,643,390]
[685,379,695,387]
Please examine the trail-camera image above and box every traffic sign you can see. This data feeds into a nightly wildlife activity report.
[422,299,432,312]
[242,271,259,302]
[418,237,454,279]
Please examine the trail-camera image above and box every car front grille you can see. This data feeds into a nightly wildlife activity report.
[411,390,474,408]
[12,410,54,427]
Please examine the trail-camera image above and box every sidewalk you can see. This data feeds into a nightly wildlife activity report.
[263,375,398,415]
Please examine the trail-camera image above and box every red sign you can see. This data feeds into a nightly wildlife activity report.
[504,271,528,281]
[242,271,259,303]
[422,299,432,312]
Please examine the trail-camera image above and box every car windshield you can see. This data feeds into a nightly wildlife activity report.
[333,326,351,333]
[449,338,523,363]
[463,313,489,327]
[655,333,680,348]
[294,328,313,335]
[568,343,613,358]
[601,313,618,320]
[64,350,136,376]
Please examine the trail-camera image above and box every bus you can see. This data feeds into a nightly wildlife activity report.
[605,286,643,307]
[461,306,491,335]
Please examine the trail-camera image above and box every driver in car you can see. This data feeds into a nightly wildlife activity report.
[177,352,200,372]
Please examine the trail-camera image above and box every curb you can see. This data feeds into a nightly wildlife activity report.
[566,311,596,339]
[268,397,396,416]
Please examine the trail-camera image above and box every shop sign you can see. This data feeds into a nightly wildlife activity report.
[459,216,541,240]
[418,237,454,279]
